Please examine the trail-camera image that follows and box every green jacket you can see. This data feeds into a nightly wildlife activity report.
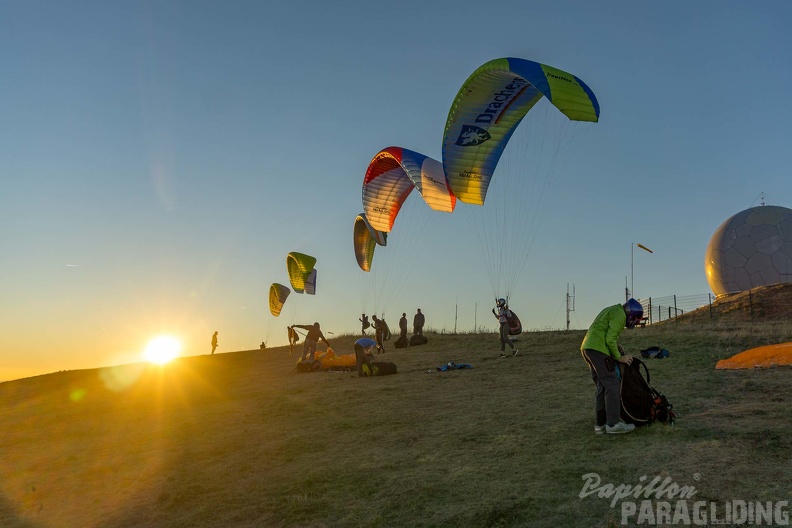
[580,304,626,359]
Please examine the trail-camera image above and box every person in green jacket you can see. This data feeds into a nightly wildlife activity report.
[580,298,644,434]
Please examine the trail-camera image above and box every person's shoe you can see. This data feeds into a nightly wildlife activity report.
[499,352,507,359]
[512,349,519,357]
[594,424,606,435]
[606,422,635,434]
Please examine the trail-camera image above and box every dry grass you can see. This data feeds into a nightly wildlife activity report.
[1,315,791,527]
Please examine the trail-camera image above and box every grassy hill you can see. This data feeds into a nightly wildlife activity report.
[2,297,792,527]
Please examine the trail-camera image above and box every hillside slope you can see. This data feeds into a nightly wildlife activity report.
[1,320,791,527]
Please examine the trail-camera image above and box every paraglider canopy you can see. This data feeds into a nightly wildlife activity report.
[287,252,317,294]
[362,146,456,233]
[353,213,387,272]
[716,343,792,369]
[442,57,599,205]
[268,283,290,317]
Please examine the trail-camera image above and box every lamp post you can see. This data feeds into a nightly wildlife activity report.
[631,242,654,300]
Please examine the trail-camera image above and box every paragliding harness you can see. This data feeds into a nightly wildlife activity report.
[394,335,409,348]
[495,298,522,336]
[618,358,676,426]
[506,309,522,336]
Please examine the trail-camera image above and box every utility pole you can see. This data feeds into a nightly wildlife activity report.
[454,298,458,334]
[566,283,576,331]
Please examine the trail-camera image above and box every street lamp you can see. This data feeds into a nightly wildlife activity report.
[631,242,654,300]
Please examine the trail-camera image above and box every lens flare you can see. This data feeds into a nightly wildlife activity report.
[143,336,182,365]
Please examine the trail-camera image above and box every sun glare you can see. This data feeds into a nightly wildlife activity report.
[143,336,182,365]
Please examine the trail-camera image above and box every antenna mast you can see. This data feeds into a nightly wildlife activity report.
[566,283,576,331]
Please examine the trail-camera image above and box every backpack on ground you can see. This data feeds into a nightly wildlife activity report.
[409,334,428,346]
[640,346,669,359]
[294,359,322,373]
[367,361,397,376]
[394,335,409,348]
[618,358,676,426]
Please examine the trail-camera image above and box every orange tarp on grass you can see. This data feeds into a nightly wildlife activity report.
[716,342,792,369]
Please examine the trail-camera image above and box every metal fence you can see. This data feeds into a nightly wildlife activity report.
[636,294,713,324]
[638,286,792,324]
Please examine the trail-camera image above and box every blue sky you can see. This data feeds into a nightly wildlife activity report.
[2,1,791,381]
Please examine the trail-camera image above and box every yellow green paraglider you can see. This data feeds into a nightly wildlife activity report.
[286,252,317,294]
[268,283,290,317]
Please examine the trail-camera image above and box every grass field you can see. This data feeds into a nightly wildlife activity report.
[1,317,791,527]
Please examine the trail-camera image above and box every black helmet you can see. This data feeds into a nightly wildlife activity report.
[623,298,644,329]
[497,298,506,307]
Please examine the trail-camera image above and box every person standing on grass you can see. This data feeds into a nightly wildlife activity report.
[290,322,330,361]
[413,308,425,336]
[580,298,643,435]
[354,337,377,377]
[492,298,517,358]
[372,315,386,354]
[399,313,408,339]
[359,313,370,336]
[287,326,299,358]
[211,331,218,355]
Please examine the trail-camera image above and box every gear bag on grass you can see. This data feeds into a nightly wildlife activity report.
[409,334,428,346]
[640,346,670,359]
[618,358,676,426]
[294,359,322,373]
[364,362,397,376]
[394,335,409,348]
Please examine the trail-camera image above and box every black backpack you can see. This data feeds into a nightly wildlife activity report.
[618,358,676,426]
[368,361,397,376]
[394,335,409,348]
[409,334,428,346]
[294,359,322,373]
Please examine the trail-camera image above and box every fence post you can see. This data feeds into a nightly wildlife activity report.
[709,293,713,322]
[673,295,678,320]
[749,289,754,322]
[648,297,653,325]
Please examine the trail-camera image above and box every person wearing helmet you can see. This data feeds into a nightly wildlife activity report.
[580,298,643,434]
[290,322,330,361]
[492,298,518,358]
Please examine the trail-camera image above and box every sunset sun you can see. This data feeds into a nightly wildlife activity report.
[143,336,182,365]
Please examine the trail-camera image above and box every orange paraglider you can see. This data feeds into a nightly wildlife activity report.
[716,342,792,369]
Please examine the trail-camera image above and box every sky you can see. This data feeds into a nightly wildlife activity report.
[2,0,792,382]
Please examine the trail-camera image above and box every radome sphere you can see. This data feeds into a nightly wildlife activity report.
[705,205,792,296]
